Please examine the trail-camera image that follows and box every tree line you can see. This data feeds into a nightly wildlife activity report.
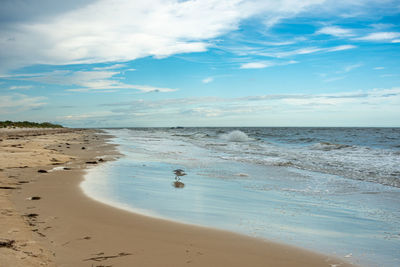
[0,120,63,128]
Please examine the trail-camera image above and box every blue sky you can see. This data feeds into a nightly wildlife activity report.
[0,0,399,127]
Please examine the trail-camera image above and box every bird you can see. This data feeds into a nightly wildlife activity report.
[173,169,186,181]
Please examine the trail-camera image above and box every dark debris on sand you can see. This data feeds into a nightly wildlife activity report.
[0,186,19,190]
[0,239,15,248]
[83,252,132,262]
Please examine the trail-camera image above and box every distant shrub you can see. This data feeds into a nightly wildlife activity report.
[0,121,63,128]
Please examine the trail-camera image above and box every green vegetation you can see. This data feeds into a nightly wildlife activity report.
[0,120,63,128]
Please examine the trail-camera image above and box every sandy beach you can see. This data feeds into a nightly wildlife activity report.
[0,128,354,267]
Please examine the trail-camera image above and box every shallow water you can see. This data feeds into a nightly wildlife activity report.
[81,128,400,267]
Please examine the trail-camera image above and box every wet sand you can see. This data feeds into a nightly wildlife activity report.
[0,128,355,266]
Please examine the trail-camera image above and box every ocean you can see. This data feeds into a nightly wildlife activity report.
[81,127,400,266]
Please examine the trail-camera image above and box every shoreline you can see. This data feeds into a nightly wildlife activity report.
[1,128,354,266]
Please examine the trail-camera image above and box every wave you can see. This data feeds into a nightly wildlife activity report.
[310,142,353,151]
[105,128,400,189]
[220,130,250,142]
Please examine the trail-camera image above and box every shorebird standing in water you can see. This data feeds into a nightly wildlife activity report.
[172,169,186,188]
[173,169,186,181]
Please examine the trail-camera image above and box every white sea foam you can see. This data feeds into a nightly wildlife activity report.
[220,130,250,142]
[103,127,400,188]
[310,142,353,151]
[48,166,66,172]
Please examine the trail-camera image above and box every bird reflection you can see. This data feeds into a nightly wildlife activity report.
[172,169,186,188]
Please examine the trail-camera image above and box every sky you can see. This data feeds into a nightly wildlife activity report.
[0,0,399,127]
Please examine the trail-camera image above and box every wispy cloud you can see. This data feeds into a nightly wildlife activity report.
[0,93,46,114]
[0,0,333,72]
[316,26,355,37]
[93,64,128,70]
[253,45,356,58]
[326,45,357,52]
[202,77,214,84]
[240,62,269,69]
[60,111,117,121]
[1,0,390,73]
[96,88,400,121]
[354,32,400,41]
[123,84,177,93]
[8,85,33,90]
[5,69,177,93]
[342,63,362,73]
[240,60,297,69]
[270,47,323,58]
[380,74,398,78]
[320,63,362,82]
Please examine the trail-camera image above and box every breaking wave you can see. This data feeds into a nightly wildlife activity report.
[220,130,250,142]
[310,142,353,151]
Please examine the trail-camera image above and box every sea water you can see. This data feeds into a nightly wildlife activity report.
[81,127,400,266]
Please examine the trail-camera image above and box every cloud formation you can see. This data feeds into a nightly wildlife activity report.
[240,60,297,69]
[1,0,368,73]
[9,85,33,90]
[355,32,400,41]
[1,0,397,73]
[5,69,177,93]
[202,77,214,84]
[0,94,46,114]
[316,26,355,37]
[77,87,400,126]
[0,0,251,71]
[240,62,270,69]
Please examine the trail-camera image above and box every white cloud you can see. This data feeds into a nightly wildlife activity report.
[225,43,357,59]
[126,84,177,93]
[355,32,400,41]
[60,111,117,121]
[256,45,355,58]
[240,60,297,69]
[392,39,400,43]
[202,77,214,84]
[277,47,323,57]
[9,70,177,93]
[93,64,128,70]
[0,0,332,72]
[186,107,223,117]
[374,67,384,70]
[343,63,362,73]
[380,74,397,78]
[326,44,357,52]
[316,26,354,37]
[322,63,362,82]
[86,87,400,126]
[9,85,33,90]
[1,0,394,73]
[0,0,244,71]
[240,62,270,69]
[0,94,46,114]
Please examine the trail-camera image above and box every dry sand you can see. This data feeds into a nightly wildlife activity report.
[0,128,355,267]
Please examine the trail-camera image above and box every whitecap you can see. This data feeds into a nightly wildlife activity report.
[220,130,250,142]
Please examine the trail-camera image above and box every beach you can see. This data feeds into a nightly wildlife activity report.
[83,127,400,266]
[0,128,354,267]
